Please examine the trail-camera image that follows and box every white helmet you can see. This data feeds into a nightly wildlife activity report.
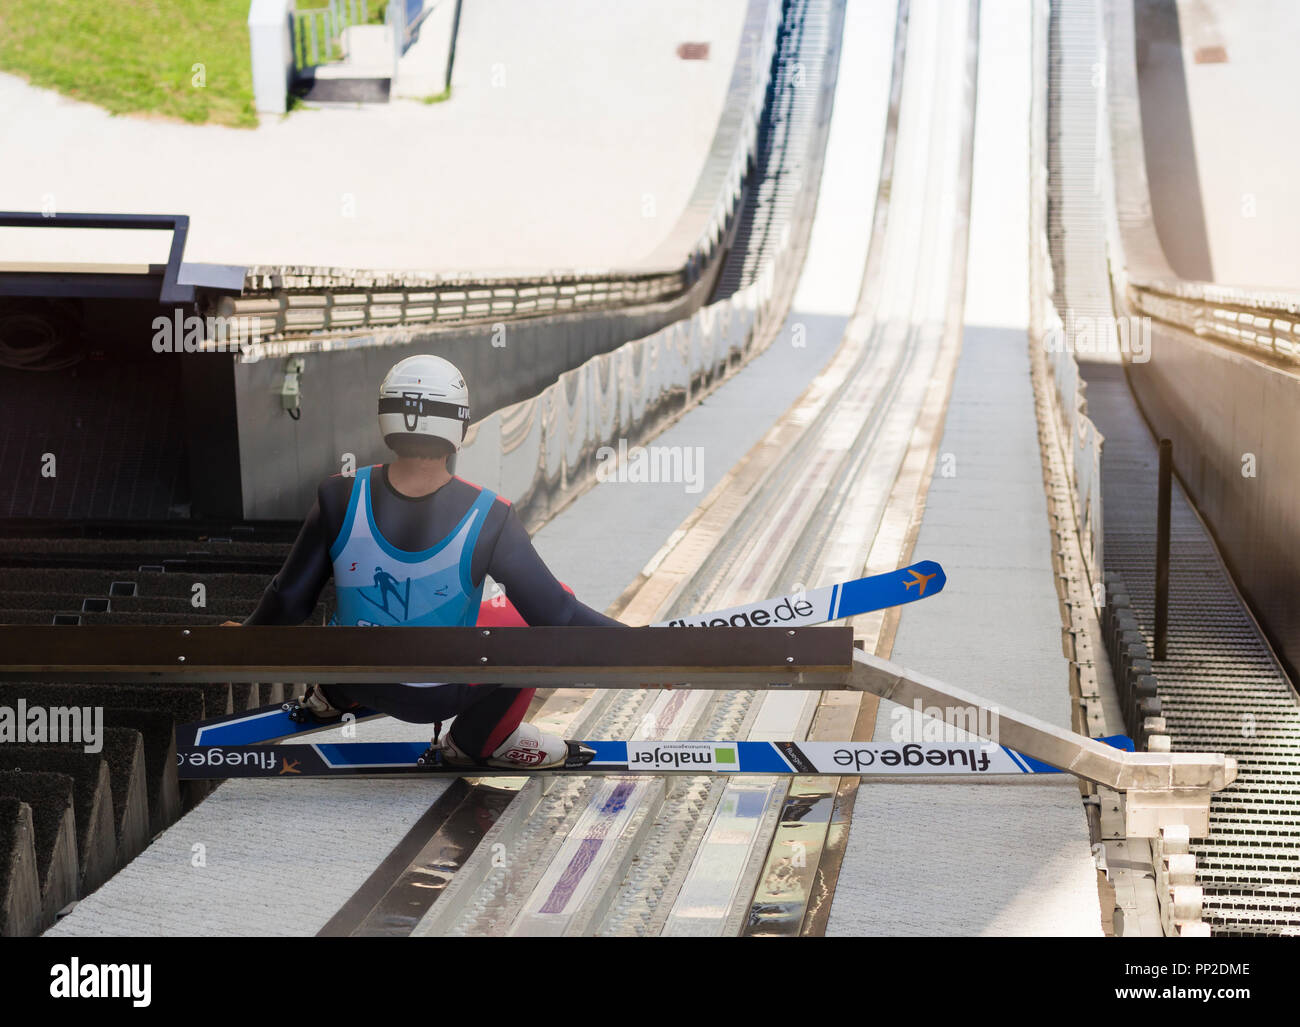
[378,354,471,451]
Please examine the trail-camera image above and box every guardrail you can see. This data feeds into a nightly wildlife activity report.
[213,266,687,359]
[385,0,427,65]
[1099,0,1300,369]
[1126,277,1300,365]
[1042,320,1105,582]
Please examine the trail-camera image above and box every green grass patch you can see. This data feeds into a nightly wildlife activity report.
[0,0,259,127]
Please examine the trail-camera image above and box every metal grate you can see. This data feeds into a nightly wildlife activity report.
[1083,361,1300,936]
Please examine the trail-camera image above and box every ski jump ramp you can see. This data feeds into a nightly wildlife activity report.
[30,0,1235,938]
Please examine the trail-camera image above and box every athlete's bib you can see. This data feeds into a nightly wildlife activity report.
[328,468,495,688]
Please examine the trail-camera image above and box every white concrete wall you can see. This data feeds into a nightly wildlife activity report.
[248,0,294,116]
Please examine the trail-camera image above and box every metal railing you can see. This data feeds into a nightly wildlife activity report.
[0,211,194,303]
[292,0,372,71]
[1094,0,1300,368]
[455,261,772,530]
[1126,276,1300,365]
[211,265,687,356]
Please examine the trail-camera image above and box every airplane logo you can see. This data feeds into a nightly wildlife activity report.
[903,569,938,596]
[279,758,301,775]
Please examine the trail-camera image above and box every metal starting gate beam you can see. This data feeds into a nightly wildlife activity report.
[0,625,1236,835]
[0,625,852,687]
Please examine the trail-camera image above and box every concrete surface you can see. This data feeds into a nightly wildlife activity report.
[0,0,746,273]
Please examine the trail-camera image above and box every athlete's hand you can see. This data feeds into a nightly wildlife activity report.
[220,620,242,627]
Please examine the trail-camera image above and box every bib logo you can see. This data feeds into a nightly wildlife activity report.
[358,566,411,620]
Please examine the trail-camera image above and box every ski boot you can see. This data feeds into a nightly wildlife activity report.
[417,721,595,770]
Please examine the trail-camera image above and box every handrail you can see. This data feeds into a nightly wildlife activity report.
[1100,0,1300,368]
[216,265,687,359]
[1127,276,1300,365]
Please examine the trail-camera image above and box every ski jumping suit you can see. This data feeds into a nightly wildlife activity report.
[245,464,621,758]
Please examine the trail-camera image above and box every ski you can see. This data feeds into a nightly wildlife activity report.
[179,561,947,747]
[177,734,1131,780]
[649,560,945,628]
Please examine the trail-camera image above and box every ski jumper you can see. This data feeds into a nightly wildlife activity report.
[245,464,621,757]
